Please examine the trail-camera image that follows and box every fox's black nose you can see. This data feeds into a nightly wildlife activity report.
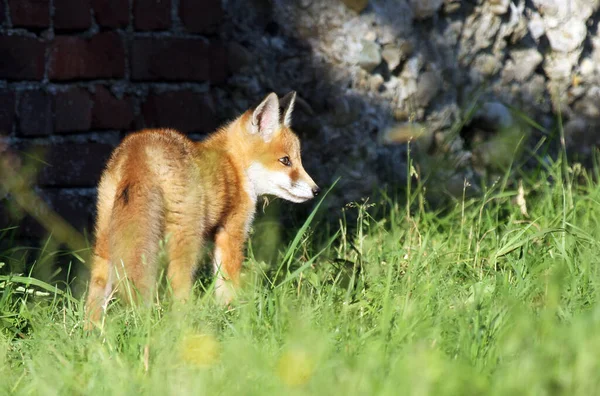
[312,186,321,197]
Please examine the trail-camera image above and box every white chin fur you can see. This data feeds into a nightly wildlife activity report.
[247,162,314,203]
[278,188,313,203]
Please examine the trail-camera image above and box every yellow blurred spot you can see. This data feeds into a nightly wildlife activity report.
[180,333,220,368]
[277,348,315,387]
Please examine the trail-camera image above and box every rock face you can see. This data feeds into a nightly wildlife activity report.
[217,0,600,205]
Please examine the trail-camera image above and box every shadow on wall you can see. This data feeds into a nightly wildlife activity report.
[220,0,600,210]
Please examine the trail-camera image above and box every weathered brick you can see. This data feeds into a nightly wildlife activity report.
[179,0,223,34]
[0,189,95,238]
[92,0,129,28]
[142,90,218,134]
[134,0,171,31]
[42,189,96,233]
[92,86,134,130]
[211,42,229,83]
[49,32,125,80]
[54,0,92,30]
[36,142,113,186]
[131,38,229,83]
[0,203,45,239]
[0,3,6,27]
[0,91,15,135]
[0,36,45,80]
[18,90,52,136]
[54,88,93,133]
[9,0,50,28]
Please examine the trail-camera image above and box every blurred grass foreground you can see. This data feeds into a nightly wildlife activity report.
[2,139,600,394]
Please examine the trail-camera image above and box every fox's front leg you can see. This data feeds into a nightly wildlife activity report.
[213,226,246,305]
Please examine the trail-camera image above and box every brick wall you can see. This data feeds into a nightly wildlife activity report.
[0,0,233,238]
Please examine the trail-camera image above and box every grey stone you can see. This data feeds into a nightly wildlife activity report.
[409,0,443,19]
[474,13,502,51]
[510,48,543,82]
[402,56,421,79]
[547,79,573,115]
[527,12,545,41]
[546,20,587,53]
[341,0,369,13]
[543,51,580,80]
[381,43,402,71]
[331,96,361,126]
[415,71,441,107]
[580,58,595,76]
[574,87,600,118]
[472,54,501,78]
[564,117,597,157]
[488,0,510,14]
[443,0,461,13]
[357,39,382,72]
[501,60,517,83]
[522,74,548,109]
[369,73,385,92]
[476,102,514,129]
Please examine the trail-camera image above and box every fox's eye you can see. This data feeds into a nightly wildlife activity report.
[279,156,291,167]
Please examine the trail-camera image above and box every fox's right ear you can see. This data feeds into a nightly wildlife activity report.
[279,91,296,127]
[251,93,280,142]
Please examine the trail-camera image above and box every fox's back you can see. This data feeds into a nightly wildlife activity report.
[98,128,239,237]
[105,129,197,182]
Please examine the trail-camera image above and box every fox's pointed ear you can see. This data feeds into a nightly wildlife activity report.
[251,93,280,142]
[279,91,296,127]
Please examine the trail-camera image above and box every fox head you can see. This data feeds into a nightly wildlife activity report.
[242,92,320,203]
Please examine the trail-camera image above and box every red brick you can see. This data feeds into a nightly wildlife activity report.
[0,36,45,80]
[133,0,171,31]
[54,88,93,133]
[17,90,52,136]
[36,142,114,186]
[9,0,50,28]
[54,0,92,31]
[92,0,129,28]
[179,0,223,34]
[92,86,134,130]
[142,90,218,134]
[0,91,15,135]
[49,32,125,80]
[131,38,229,83]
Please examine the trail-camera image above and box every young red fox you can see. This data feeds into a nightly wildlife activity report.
[85,92,320,325]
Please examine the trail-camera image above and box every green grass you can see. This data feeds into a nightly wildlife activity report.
[2,159,600,395]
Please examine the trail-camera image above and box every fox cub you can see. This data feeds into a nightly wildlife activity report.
[85,92,320,325]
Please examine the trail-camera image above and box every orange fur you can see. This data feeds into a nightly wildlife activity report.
[85,92,319,326]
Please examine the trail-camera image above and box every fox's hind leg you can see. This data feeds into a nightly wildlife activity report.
[166,216,202,302]
[85,237,113,328]
[85,175,117,328]
[110,183,164,307]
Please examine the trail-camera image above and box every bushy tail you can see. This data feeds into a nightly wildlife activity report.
[85,165,164,328]
[109,178,164,306]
